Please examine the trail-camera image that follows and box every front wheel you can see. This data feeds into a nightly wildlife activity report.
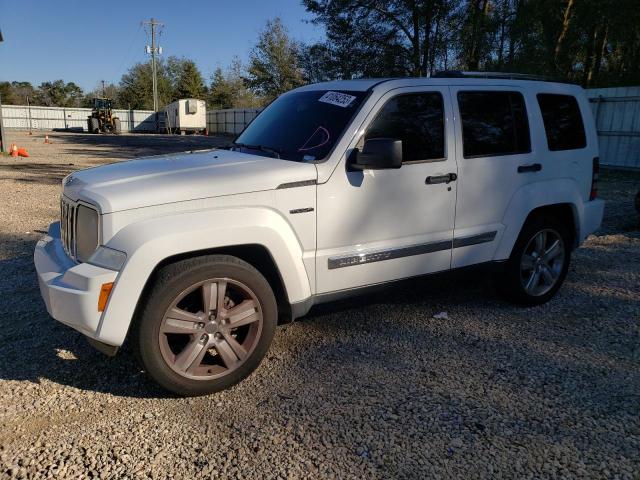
[498,216,571,305]
[134,255,277,396]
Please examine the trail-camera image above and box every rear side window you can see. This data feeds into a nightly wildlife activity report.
[537,94,586,151]
[366,92,445,162]
[458,91,531,158]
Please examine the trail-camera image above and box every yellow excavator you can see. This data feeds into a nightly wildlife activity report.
[87,98,121,134]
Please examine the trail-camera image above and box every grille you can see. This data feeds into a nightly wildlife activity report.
[60,197,77,260]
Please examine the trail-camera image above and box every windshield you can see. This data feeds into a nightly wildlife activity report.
[234,90,368,162]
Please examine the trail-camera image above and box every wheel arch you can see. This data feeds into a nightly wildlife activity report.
[134,244,291,328]
[95,207,312,347]
[494,179,584,261]
[522,203,578,247]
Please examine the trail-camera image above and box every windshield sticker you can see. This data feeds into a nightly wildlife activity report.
[303,155,316,161]
[318,91,357,108]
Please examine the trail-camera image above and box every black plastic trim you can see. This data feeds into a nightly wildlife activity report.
[289,207,314,214]
[328,231,497,269]
[276,179,317,189]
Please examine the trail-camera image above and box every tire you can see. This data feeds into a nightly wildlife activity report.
[133,255,277,396]
[89,117,100,134]
[113,118,121,134]
[497,215,571,305]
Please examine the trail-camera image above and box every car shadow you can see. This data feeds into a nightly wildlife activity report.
[1,227,637,403]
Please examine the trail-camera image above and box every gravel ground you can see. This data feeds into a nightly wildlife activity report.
[0,131,638,479]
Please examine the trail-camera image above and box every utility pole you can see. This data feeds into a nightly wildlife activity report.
[142,18,164,112]
[0,91,6,154]
[0,30,5,153]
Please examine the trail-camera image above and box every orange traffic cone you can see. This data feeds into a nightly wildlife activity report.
[44,135,52,144]
[10,144,18,157]
[17,147,29,158]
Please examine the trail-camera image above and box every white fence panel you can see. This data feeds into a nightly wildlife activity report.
[206,109,261,135]
[586,86,640,169]
[1,105,164,132]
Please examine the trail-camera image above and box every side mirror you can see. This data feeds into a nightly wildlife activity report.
[350,138,402,170]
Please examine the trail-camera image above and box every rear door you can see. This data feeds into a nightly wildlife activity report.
[449,86,537,267]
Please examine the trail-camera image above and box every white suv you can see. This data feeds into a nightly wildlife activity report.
[35,73,604,396]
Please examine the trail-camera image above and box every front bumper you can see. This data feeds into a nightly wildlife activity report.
[34,222,118,343]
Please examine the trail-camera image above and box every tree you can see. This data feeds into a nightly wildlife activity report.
[119,60,172,110]
[303,0,456,78]
[246,18,305,100]
[166,56,206,100]
[9,81,35,104]
[299,43,339,83]
[457,0,494,70]
[34,80,84,107]
[302,0,640,87]
[0,82,17,104]
[83,82,121,108]
[208,57,263,109]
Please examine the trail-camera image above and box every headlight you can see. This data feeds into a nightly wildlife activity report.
[88,246,127,271]
[76,205,99,262]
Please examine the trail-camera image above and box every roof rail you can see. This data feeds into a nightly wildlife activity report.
[432,70,573,83]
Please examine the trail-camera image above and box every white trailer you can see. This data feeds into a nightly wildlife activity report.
[165,99,207,134]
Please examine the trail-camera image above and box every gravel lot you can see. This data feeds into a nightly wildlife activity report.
[0,131,638,479]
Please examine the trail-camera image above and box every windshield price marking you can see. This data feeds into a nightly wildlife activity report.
[318,91,357,108]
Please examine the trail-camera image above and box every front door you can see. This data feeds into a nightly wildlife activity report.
[315,87,458,294]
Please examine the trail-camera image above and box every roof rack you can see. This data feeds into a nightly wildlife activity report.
[432,70,572,83]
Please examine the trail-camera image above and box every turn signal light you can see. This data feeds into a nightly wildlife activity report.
[98,282,114,312]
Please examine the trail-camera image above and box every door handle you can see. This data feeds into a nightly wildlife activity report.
[425,173,457,185]
[517,163,542,173]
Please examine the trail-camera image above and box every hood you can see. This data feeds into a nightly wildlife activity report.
[62,149,318,213]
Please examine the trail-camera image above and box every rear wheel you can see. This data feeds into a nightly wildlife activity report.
[134,255,277,396]
[498,215,571,305]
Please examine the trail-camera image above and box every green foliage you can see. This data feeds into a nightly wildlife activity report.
[167,56,206,100]
[119,60,172,110]
[246,18,305,101]
[0,82,17,104]
[302,0,640,87]
[33,80,84,107]
[208,57,263,109]
[82,82,121,108]
[11,82,37,104]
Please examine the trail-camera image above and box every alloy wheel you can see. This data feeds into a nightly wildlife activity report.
[519,229,566,297]
[158,278,263,380]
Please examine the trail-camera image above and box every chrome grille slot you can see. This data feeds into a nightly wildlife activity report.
[60,197,77,260]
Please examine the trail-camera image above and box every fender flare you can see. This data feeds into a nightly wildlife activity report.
[96,207,311,346]
[494,178,584,261]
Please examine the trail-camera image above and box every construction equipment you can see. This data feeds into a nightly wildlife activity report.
[87,98,121,134]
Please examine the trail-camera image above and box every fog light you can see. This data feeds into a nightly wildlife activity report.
[98,282,114,312]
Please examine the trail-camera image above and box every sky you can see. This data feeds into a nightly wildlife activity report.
[0,0,325,91]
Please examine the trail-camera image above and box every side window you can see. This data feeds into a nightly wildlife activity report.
[458,91,531,158]
[537,94,586,151]
[365,92,445,162]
